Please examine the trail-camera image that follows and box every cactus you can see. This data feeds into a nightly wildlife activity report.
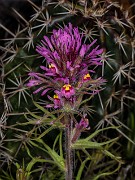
[0,0,135,179]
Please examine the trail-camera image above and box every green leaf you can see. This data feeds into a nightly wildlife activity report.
[98,137,119,146]
[1,170,14,180]
[93,163,121,180]
[85,126,119,141]
[33,139,65,172]
[103,149,122,163]
[76,158,90,180]
[24,144,33,159]
[33,101,56,119]
[72,137,119,150]
[15,163,20,169]
[26,108,41,119]
[72,140,102,149]
[53,133,60,150]
[47,148,65,172]
[35,126,54,139]
[26,157,54,174]
[59,130,63,159]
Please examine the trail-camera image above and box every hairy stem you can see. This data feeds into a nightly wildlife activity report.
[65,118,73,180]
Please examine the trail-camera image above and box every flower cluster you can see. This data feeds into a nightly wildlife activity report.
[27,23,105,110]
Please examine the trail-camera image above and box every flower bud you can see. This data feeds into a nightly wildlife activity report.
[53,94,61,109]
[71,117,90,143]
[49,63,58,74]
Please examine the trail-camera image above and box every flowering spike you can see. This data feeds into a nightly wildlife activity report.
[28,23,105,109]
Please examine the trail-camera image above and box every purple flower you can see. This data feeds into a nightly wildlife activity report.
[40,63,58,76]
[53,94,61,109]
[27,23,105,108]
[75,117,89,130]
[36,23,103,83]
[61,84,75,99]
[71,115,90,143]
[27,79,41,87]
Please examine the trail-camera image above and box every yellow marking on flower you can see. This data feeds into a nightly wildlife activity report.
[63,84,72,91]
[53,94,59,99]
[49,63,55,69]
[83,73,90,80]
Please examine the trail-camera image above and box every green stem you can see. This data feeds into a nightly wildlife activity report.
[65,119,73,180]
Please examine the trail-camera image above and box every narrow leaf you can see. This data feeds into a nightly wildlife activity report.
[76,158,90,180]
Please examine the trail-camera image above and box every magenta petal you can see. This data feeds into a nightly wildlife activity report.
[27,80,36,87]
[44,72,56,76]
[43,36,54,50]
[80,44,86,57]
[28,72,37,76]
[33,87,43,94]
[46,104,53,108]
[41,88,51,96]
[40,66,48,71]
[96,48,104,54]
[88,39,97,48]
[76,117,89,129]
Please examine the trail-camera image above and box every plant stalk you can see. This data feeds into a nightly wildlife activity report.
[65,118,73,180]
